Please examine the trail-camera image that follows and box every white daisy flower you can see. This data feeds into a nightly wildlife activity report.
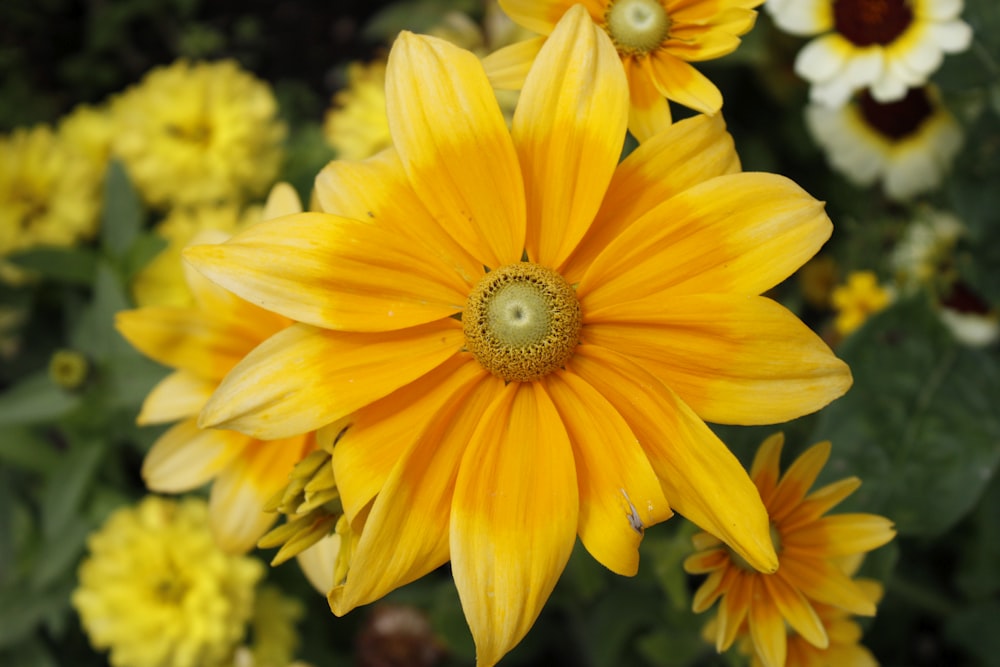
[805,86,963,200]
[767,0,972,107]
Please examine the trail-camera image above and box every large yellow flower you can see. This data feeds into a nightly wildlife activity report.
[186,8,850,665]
[485,0,763,140]
[684,433,895,667]
[116,184,314,553]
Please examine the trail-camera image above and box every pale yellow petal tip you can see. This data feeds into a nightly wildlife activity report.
[326,586,350,617]
[263,182,303,220]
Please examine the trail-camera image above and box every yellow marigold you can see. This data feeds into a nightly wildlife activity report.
[684,433,895,667]
[111,59,286,208]
[59,102,115,174]
[132,202,263,308]
[0,124,102,283]
[485,0,764,140]
[72,495,264,667]
[116,184,314,553]
[187,9,850,665]
[244,586,304,667]
[831,271,894,336]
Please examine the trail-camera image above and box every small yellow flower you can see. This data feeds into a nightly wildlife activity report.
[59,102,115,174]
[116,184,314,553]
[132,202,263,308]
[322,60,392,161]
[684,433,895,667]
[72,495,263,667]
[0,124,102,283]
[48,348,90,390]
[831,271,894,336]
[187,10,850,665]
[486,0,763,140]
[111,59,286,208]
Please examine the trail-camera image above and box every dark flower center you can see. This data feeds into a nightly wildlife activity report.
[858,87,933,140]
[833,0,914,46]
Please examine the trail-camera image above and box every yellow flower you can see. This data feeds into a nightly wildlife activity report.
[485,0,763,140]
[244,586,304,667]
[59,102,115,174]
[111,59,286,208]
[186,9,850,665]
[132,202,263,308]
[323,60,392,161]
[684,433,895,667]
[116,184,315,553]
[766,0,972,108]
[72,495,263,667]
[805,86,962,201]
[0,124,102,283]
[831,271,894,336]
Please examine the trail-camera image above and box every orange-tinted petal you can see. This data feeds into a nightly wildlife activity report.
[578,173,831,306]
[778,556,878,616]
[748,578,788,667]
[498,0,582,33]
[451,382,578,667]
[785,514,896,557]
[514,5,628,267]
[763,573,828,649]
[142,418,243,492]
[569,345,777,573]
[783,477,862,531]
[716,570,752,650]
[137,370,214,425]
[561,112,740,283]
[769,441,832,521]
[482,36,546,90]
[683,547,729,575]
[583,294,852,425]
[623,56,673,142]
[331,372,501,614]
[184,212,467,332]
[545,370,671,575]
[647,51,723,115]
[200,320,465,439]
[750,432,785,505]
[386,32,525,268]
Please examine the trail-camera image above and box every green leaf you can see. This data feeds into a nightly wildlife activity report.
[68,261,134,363]
[40,437,106,541]
[812,298,1000,537]
[0,427,60,472]
[100,160,144,259]
[954,472,1000,599]
[31,518,91,590]
[0,374,81,426]
[0,580,72,648]
[120,232,168,282]
[3,247,97,285]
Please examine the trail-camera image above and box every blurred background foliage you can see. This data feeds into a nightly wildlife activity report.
[1,0,999,666]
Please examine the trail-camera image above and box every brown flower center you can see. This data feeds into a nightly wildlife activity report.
[833,0,914,47]
[604,0,671,56]
[463,263,582,382]
[858,87,933,140]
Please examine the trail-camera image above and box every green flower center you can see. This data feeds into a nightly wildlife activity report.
[605,0,671,55]
[463,263,582,382]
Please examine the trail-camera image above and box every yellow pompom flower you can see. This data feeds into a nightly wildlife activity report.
[116,184,315,553]
[485,0,763,140]
[59,102,115,175]
[322,60,392,161]
[186,9,850,665]
[72,495,264,667]
[831,271,894,336]
[684,433,895,667]
[132,202,263,308]
[111,59,286,208]
[0,124,102,283]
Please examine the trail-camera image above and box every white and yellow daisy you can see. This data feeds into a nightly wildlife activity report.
[767,0,972,107]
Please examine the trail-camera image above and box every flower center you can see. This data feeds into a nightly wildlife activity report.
[463,263,582,382]
[833,0,913,47]
[604,0,671,55]
[858,87,933,140]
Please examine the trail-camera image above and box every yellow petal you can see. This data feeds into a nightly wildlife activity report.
[262,181,303,219]
[545,370,671,575]
[115,307,260,381]
[769,441,832,520]
[648,51,723,115]
[624,56,673,142]
[683,547,728,575]
[331,372,501,615]
[184,212,468,332]
[750,432,785,504]
[778,557,878,616]
[313,149,483,287]
[200,321,465,439]
[578,173,832,307]
[297,532,343,595]
[451,382,578,667]
[583,295,852,425]
[748,579,788,667]
[514,4,628,267]
[331,355,489,525]
[762,574,828,649]
[561,112,740,282]
[786,514,896,557]
[497,0,572,33]
[784,477,862,530]
[387,32,525,268]
[142,418,243,492]
[137,370,214,425]
[716,570,752,650]
[482,37,546,90]
[569,345,778,573]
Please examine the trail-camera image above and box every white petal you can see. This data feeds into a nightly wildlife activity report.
[795,35,849,83]
[932,20,973,53]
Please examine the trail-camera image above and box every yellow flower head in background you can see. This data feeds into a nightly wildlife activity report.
[72,495,264,667]
[187,8,850,665]
[243,585,305,667]
[684,433,895,667]
[805,86,963,201]
[132,202,263,308]
[116,184,315,553]
[0,124,102,283]
[486,0,763,140]
[766,0,972,108]
[111,59,286,208]
[831,270,894,336]
[59,102,115,174]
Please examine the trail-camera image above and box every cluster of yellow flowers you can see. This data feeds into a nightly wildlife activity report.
[64,1,921,666]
